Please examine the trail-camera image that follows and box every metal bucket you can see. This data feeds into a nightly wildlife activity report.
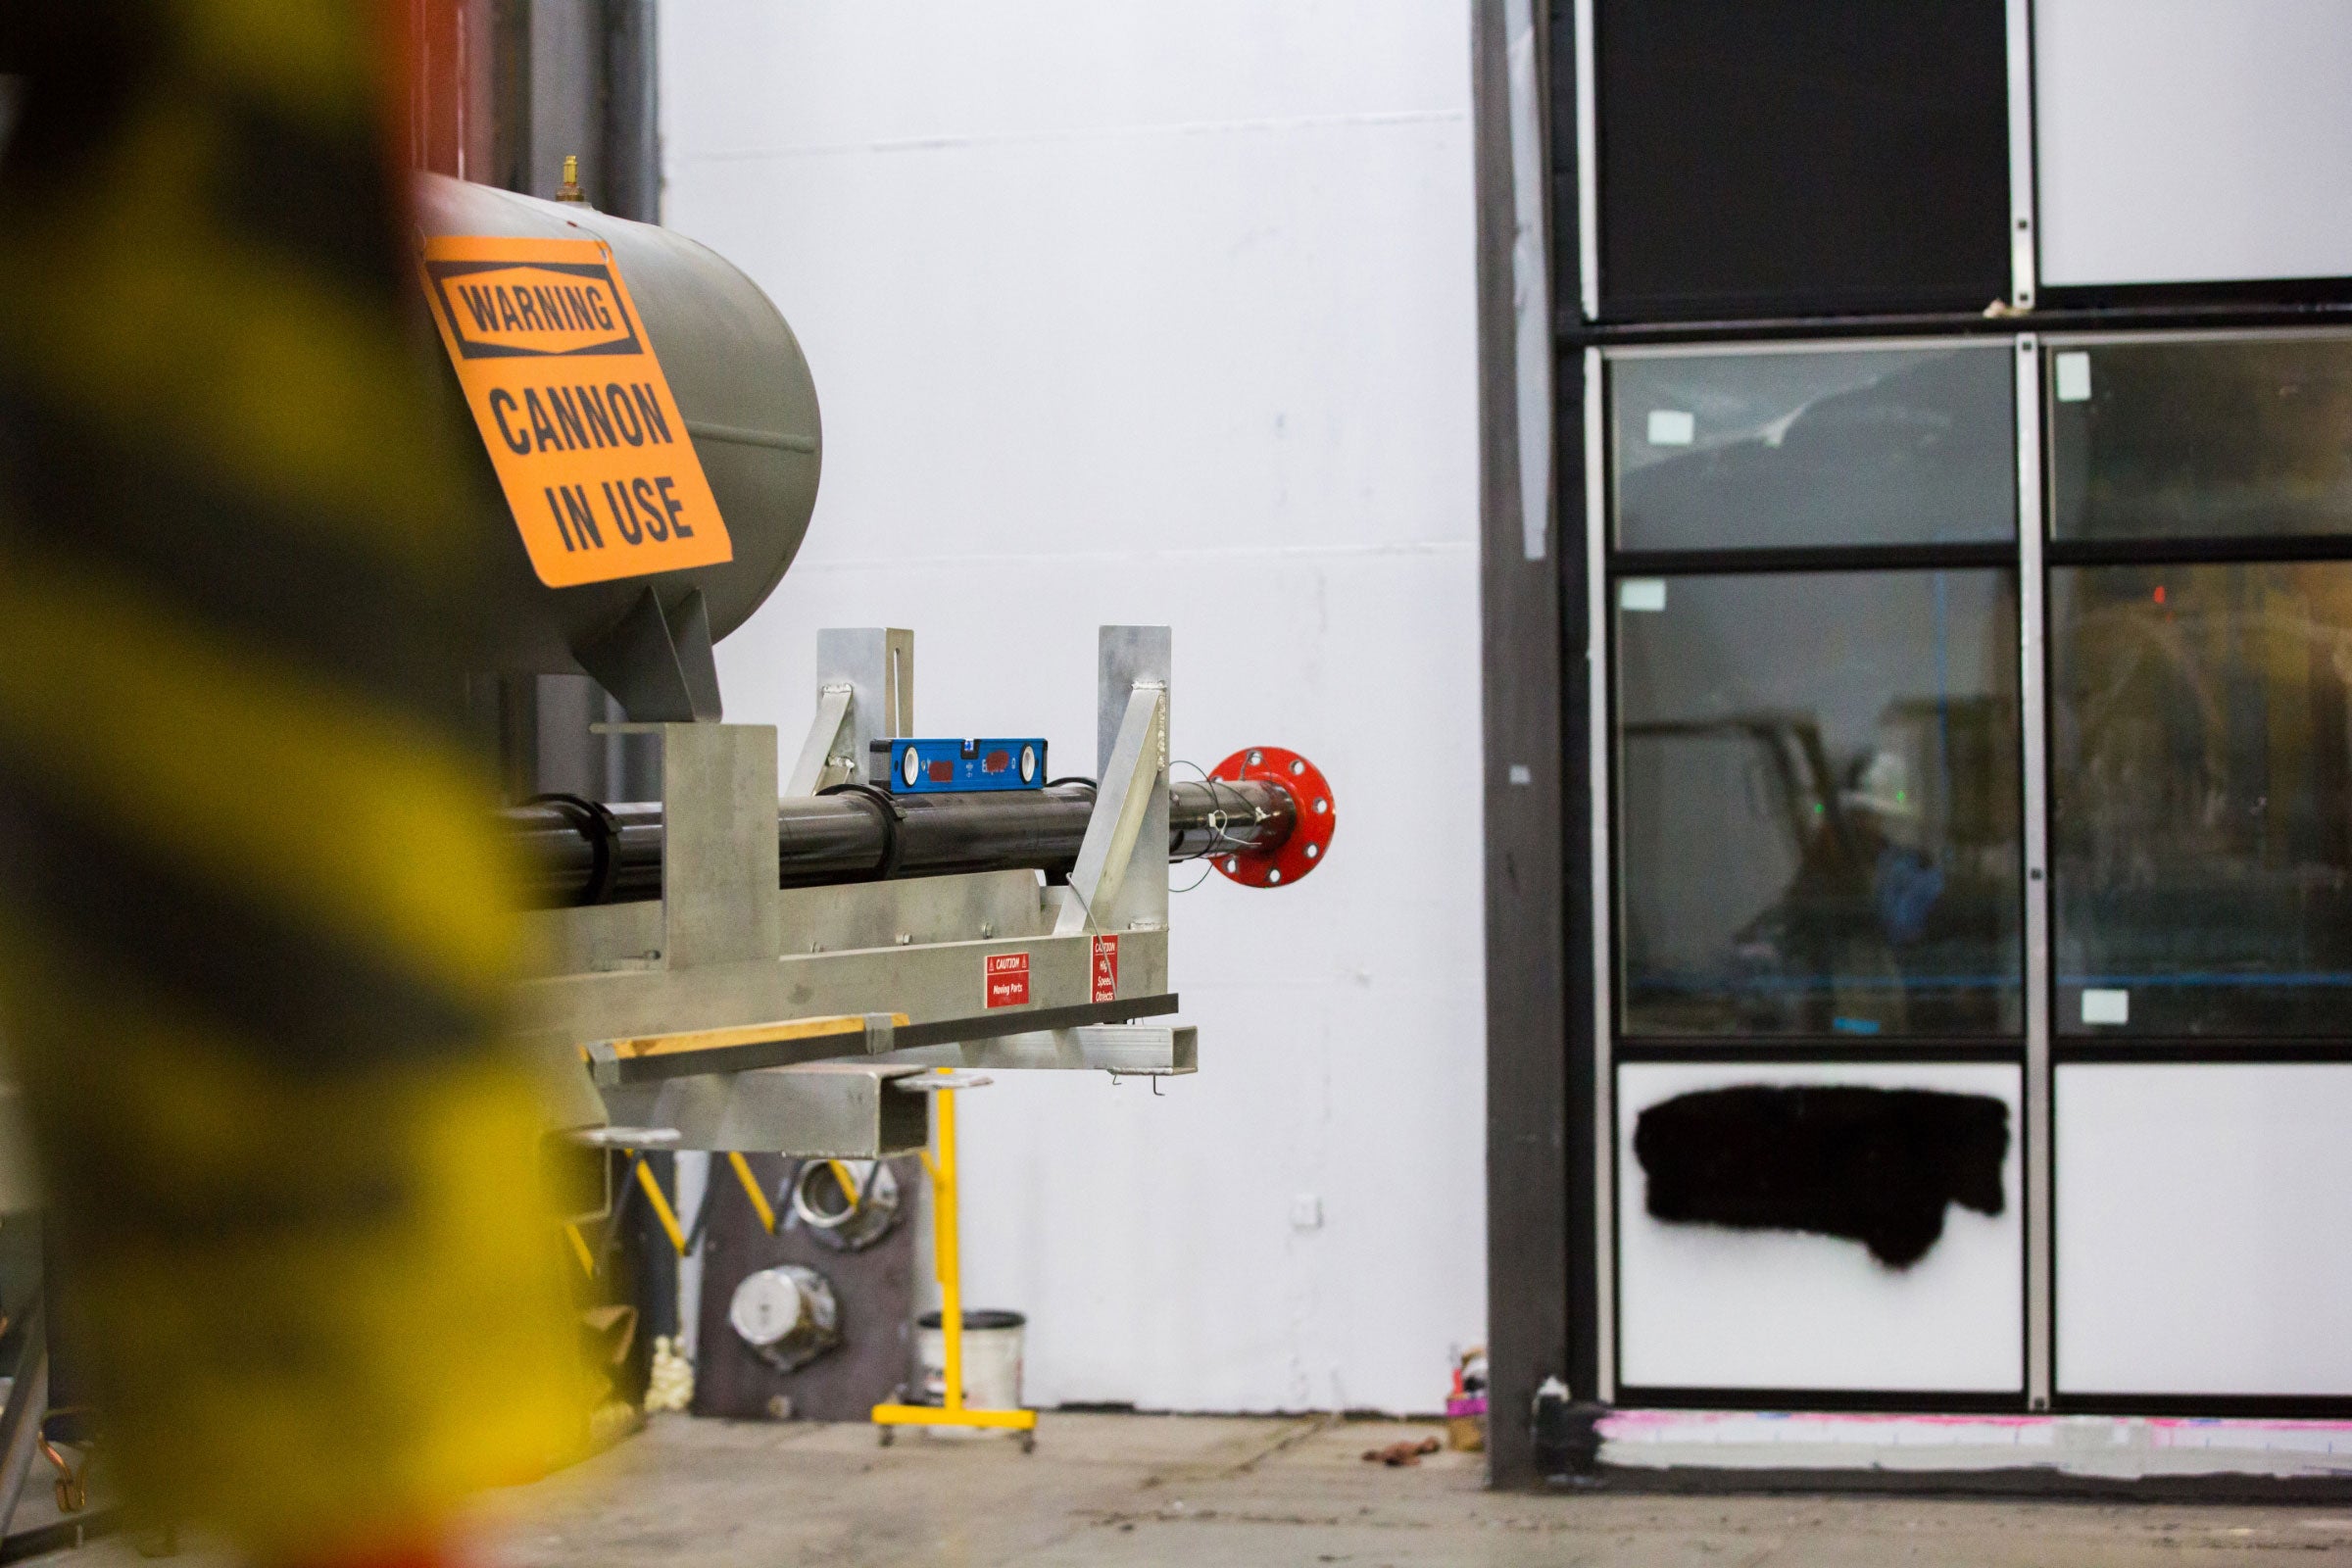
[915,1308,1025,1414]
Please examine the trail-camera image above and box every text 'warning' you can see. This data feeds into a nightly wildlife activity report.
[418,235,731,588]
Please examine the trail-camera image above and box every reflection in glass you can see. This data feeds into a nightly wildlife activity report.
[1617,570,2023,1037]
[1612,345,2016,552]
[2049,336,2352,541]
[2051,563,2352,1035]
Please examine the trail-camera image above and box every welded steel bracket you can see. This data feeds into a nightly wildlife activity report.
[1054,626,1171,937]
[784,684,855,798]
[576,586,722,723]
[1055,685,1164,934]
[788,626,913,793]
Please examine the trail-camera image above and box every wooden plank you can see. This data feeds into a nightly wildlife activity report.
[601,1013,905,1062]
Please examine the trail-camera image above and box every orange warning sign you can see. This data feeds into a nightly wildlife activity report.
[417,235,731,588]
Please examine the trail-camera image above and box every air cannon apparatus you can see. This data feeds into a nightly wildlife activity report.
[414,175,1335,1156]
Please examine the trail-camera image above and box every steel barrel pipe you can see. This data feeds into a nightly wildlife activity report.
[503,776,1300,907]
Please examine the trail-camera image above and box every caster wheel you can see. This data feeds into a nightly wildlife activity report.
[1019,1431,1037,1454]
[877,1427,895,1447]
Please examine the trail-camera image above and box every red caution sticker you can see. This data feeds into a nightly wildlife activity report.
[1091,935,1119,1004]
[984,952,1030,1009]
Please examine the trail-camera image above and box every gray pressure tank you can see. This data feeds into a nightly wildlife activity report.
[415,174,821,682]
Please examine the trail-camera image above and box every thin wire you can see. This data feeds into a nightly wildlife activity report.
[1063,869,1102,932]
[1169,759,1252,893]
[1169,757,1218,893]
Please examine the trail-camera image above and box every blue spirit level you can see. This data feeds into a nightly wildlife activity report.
[876,737,1048,795]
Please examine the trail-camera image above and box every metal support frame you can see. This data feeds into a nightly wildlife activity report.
[1536,0,2352,1463]
[2016,334,2053,1409]
[524,626,1180,1156]
[1583,344,1615,1404]
[655,721,783,969]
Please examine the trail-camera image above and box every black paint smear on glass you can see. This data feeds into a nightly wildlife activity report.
[1633,1086,2008,1268]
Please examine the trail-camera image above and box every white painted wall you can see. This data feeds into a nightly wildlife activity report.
[662,2,1485,1413]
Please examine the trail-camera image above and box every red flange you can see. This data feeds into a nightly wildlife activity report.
[1206,746,1335,888]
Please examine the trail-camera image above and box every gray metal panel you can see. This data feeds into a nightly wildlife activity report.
[779,871,1051,956]
[692,1151,918,1422]
[658,723,782,969]
[520,898,664,978]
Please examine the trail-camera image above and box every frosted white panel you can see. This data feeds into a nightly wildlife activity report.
[1618,1063,2024,1393]
[2057,1065,2352,1396]
[2035,0,2352,286]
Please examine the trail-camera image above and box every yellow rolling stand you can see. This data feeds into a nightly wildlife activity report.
[871,1071,1036,1450]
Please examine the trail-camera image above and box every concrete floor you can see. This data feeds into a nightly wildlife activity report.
[60,1412,2352,1565]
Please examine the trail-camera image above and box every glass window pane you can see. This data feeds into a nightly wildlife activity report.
[2049,336,2352,542]
[2051,562,2352,1035]
[1617,570,2023,1037]
[1612,345,2017,553]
